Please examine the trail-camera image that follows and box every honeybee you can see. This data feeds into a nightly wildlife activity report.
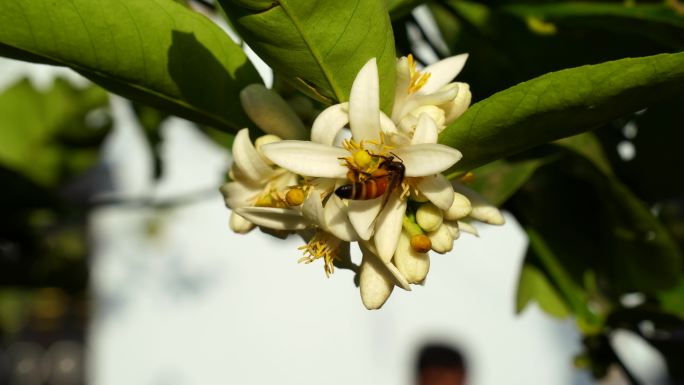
[335,153,405,203]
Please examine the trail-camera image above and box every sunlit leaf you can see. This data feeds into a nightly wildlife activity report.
[0,0,260,132]
[220,0,396,111]
[439,52,684,172]
[516,264,570,319]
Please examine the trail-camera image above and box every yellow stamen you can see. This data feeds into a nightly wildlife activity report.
[285,188,305,206]
[407,54,431,95]
[297,231,341,277]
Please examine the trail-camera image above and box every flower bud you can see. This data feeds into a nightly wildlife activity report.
[470,205,506,225]
[409,105,445,129]
[416,203,443,232]
[444,192,472,220]
[395,233,430,284]
[255,134,282,166]
[440,82,472,124]
[240,84,308,139]
[410,234,432,253]
[285,188,305,206]
[458,221,479,237]
[428,224,454,254]
[444,221,460,239]
[230,212,255,234]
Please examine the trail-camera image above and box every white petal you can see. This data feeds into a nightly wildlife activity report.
[235,207,308,230]
[240,85,307,139]
[458,220,479,236]
[394,232,430,284]
[444,220,461,239]
[392,56,411,122]
[359,253,394,310]
[324,195,359,242]
[411,113,439,144]
[379,111,399,136]
[348,197,383,240]
[311,103,349,145]
[219,181,260,209]
[373,192,407,262]
[349,58,381,143]
[362,241,411,291]
[261,141,348,178]
[420,53,469,94]
[452,182,506,225]
[442,83,472,124]
[232,129,276,183]
[393,144,462,177]
[230,212,255,234]
[416,174,454,210]
[398,84,459,119]
[302,191,326,229]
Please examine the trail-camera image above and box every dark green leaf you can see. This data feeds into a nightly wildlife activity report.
[439,52,684,172]
[516,264,571,319]
[0,78,110,186]
[0,0,261,132]
[220,0,396,111]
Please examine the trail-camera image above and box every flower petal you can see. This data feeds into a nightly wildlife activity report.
[235,207,308,230]
[233,129,276,183]
[349,58,381,143]
[444,220,461,239]
[393,144,462,177]
[458,220,479,236]
[444,192,472,220]
[412,113,439,145]
[416,174,454,210]
[325,195,359,242]
[441,83,472,124]
[392,56,411,121]
[394,232,430,284]
[219,181,260,209]
[261,140,348,178]
[302,191,326,229]
[348,197,384,240]
[362,241,411,291]
[398,84,459,119]
[380,111,399,136]
[240,85,308,140]
[452,182,506,225]
[359,253,394,310]
[373,192,407,262]
[419,53,468,94]
[311,103,349,146]
[230,212,255,234]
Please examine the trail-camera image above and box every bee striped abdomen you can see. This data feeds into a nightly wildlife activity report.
[335,177,389,200]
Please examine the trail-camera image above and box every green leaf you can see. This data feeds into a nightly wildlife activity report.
[220,0,396,111]
[516,264,570,319]
[0,78,110,186]
[0,0,261,133]
[503,3,684,51]
[439,52,684,172]
[465,154,554,206]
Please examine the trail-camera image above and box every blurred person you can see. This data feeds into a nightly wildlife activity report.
[416,344,466,385]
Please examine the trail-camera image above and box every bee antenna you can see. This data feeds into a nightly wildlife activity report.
[390,152,403,162]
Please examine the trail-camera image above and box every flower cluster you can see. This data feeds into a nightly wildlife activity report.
[220,55,504,309]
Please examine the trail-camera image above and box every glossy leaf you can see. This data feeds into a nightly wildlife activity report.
[0,78,110,186]
[516,264,570,319]
[220,0,396,111]
[0,0,261,133]
[439,52,684,172]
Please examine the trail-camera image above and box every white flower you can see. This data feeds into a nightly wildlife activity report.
[261,59,463,262]
[220,129,299,233]
[392,54,472,134]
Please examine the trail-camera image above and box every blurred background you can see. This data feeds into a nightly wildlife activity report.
[1,1,682,384]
